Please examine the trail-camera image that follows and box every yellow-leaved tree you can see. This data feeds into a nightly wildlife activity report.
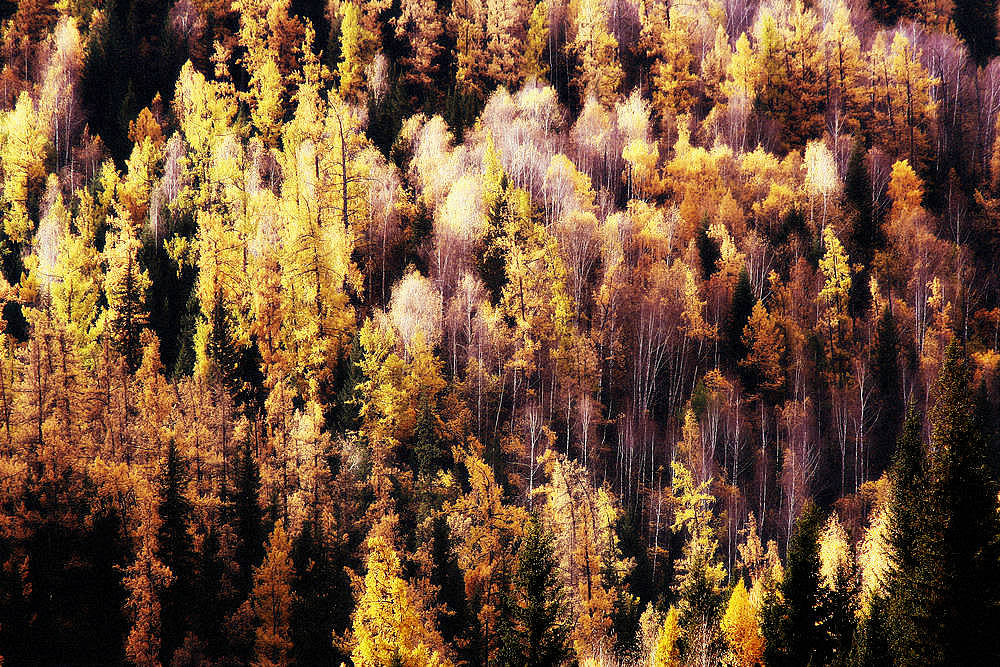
[721,578,764,667]
[568,0,622,106]
[652,606,681,667]
[670,461,727,665]
[252,522,296,666]
[352,516,451,667]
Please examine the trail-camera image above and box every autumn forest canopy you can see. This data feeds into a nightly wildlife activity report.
[3,0,1000,665]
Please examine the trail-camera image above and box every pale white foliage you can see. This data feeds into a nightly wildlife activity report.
[390,268,444,353]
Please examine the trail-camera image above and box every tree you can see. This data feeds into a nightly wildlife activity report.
[821,2,865,135]
[568,0,622,106]
[498,513,572,666]
[539,454,627,657]
[291,519,350,665]
[740,300,785,401]
[351,517,451,666]
[523,1,549,83]
[338,3,374,106]
[762,501,833,667]
[916,340,1000,664]
[953,0,999,65]
[818,226,853,380]
[885,405,930,665]
[845,141,882,265]
[448,0,488,97]
[725,268,754,364]
[252,523,296,667]
[448,451,528,663]
[871,306,902,477]
[0,92,47,244]
[641,3,697,125]
[652,606,681,667]
[721,579,764,667]
[393,0,444,96]
[104,223,151,372]
[818,513,856,662]
[671,462,726,665]
[484,0,530,90]
[235,440,265,595]
[156,439,195,665]
[870,33,938,167]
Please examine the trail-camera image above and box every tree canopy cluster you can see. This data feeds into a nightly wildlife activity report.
[1,0,1000,664]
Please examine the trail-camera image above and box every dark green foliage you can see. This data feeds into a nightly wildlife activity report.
[157,439,195,665]
[920,340,1000,664]
[291,518,351,665]
[414,394,447,478]
[233,440,264,597]
[478,173,515,305]
[142,230,196,376]
[331,334,363,432]
[205,292,266,417]
[429,515,470,650]
[827,569,858,666]
[762,501,833,667]
[845,141,881,264]
[867,0,921,26]
[884,405,928,665]
[498,514,572,667]
[368,79,407,158]
[81,0,186,162]
[886,343,1000,665]
[871,307,902,478]
[10,487,129,665]
[187,527,229,661]
[611,512,654,657]
[845,141,881,319]
[726,268,755,365]
[444,87,485,141]
[697,216,720,279]
[851,595,891,667]
[953,0,999,65]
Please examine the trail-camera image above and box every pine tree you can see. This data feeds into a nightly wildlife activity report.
[953,0,999,65]
[156,439,195,665]
[291,518,350,665]
[845,141,881,265]
[501,513,572,666]
[235,440,265,597]
[104,224,151,372]
[697,217,720,279]
[762,501,833,666]
[726,268,754,365]
[884,405,928,665]
[871,307,902,478]
[414,394,446,478]
[853,595,891,665]
[918,340,1000,664]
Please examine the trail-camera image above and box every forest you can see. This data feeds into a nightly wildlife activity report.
[0,0,999,664]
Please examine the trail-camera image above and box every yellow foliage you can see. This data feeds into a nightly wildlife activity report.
[652,606,681,667]
[252,523,296,666]
[722,579,764,667]
[352,518,451,667]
